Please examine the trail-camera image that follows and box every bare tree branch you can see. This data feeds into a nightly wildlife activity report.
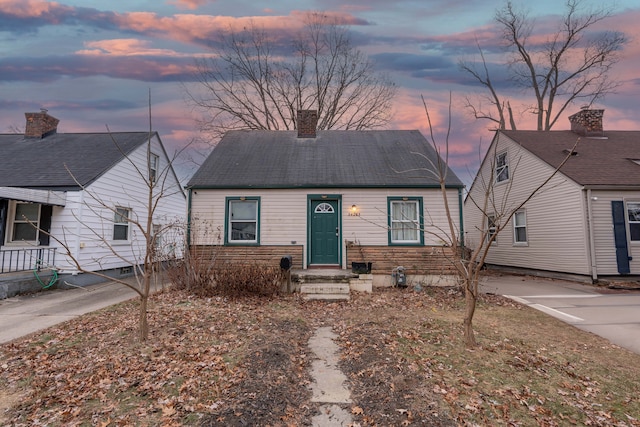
[462,0,627,130]
[185,12,397,141]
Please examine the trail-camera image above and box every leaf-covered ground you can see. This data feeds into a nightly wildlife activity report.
[2,285,640,426]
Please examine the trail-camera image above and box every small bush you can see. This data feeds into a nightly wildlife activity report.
[167,258,282,298]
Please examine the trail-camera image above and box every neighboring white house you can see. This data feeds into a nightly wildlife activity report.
[0,110,186,296]
[464,108,640,281]
[186,110,465,286]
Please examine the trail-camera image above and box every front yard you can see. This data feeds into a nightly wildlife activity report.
[1,284,639,426]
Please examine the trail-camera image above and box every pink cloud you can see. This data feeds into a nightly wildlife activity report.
[110,10,368,46]
[167,0,211,11]
[0,0,71,18]
[77,39,187,57]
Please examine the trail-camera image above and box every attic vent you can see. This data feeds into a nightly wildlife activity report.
[562,149,578,156]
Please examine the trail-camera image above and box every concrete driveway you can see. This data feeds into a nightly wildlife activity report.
[480,274,640,355]
[0,279,165,344]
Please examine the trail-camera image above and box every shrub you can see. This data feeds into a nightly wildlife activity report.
[167,257,282,298]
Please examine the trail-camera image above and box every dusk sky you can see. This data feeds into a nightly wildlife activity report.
[1,0,639,185]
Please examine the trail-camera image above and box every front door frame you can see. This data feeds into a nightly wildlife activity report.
[307,194,342,267]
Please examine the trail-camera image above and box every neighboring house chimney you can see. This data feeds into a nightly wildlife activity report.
[297,110,318,138]
[568,108,604,137]
[25,108,59,138]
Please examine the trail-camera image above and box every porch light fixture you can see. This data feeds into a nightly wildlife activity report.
[349,204,360,216]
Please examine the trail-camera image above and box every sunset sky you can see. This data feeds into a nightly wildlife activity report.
[1,0,639,184]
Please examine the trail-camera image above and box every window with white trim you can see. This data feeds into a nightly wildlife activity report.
[149,153,159,182]
[487,214,497,244]
[627,202,640,241]
[8,202,40,243]
[389,199,421,244]
[228,199,258,243]
[113,207,130,241]
[495,151,509,183]
[514,210,527,244]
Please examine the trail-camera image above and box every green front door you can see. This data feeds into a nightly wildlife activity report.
[310,200,340,265]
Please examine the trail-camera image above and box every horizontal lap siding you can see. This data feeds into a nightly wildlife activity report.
[190,188,461,269]
[346,245,458,275]
[51,136,186,273]
[590,190,640,275]
[190,189,307,246]
[465,134,590,275]
[191,245,304,269]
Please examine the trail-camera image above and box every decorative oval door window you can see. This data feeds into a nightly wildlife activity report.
[314,202,335,213]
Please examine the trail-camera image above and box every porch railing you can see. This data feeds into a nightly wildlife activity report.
[0,248,57,274]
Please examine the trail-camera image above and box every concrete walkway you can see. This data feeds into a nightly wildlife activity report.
[308,326,353,427]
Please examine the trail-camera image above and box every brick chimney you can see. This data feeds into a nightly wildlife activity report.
[568,108,604,137]
[25,109,59,138]
[297,110,318,138]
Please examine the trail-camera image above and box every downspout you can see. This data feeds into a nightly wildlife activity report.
[186,188,192,247]
[585,188,598,282]
[458,187,465,248]
[71,189,86,275]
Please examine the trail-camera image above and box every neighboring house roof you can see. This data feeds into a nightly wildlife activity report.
[188,130,464,189]
[501,130,640,188]
[0,132,152,190]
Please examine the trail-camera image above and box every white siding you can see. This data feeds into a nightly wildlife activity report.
[589,190,640,276]
[190,187,461,268]
[48,135,186,273]
[464,133,591,275]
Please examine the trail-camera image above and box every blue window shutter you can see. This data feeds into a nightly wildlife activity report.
[611,201,630,274]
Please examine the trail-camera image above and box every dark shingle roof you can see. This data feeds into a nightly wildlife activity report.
[0,132,152,190]
[187,130,464,189]
[501,130,640,187]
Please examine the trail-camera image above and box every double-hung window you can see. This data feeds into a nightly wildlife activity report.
[513,210,527,244]
[487,214,497,244]
[388,197,423,245]
[149,153,159,182]
[113,207,130,241]
[495,151,509,183]
[9,202,40,243]
[226,197,259,244]
[628,202,640,242]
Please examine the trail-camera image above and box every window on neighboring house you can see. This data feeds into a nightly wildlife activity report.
[487,214,497,243]
[226,198,259,244]
[628,202,640,241]
[113,207,130,241]
[495,151,509,183]
[389,198,423,245]
[9,202,40,243]
[514,210,527,244]
[149,153,159,182]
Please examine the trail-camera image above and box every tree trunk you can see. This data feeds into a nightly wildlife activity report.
[463,278,478,347]
[139,294,149,341]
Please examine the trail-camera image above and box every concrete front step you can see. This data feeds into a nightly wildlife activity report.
[301,283,350,301]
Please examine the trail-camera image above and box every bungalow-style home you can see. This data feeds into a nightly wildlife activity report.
[186,110,465,287]
[0,110,186,298]
[464,108,640,282]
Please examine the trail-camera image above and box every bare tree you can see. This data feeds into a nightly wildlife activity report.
[418,95,577,347]
[186,12,397,140]
[40,95,187,341]
[461,0,627,130]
